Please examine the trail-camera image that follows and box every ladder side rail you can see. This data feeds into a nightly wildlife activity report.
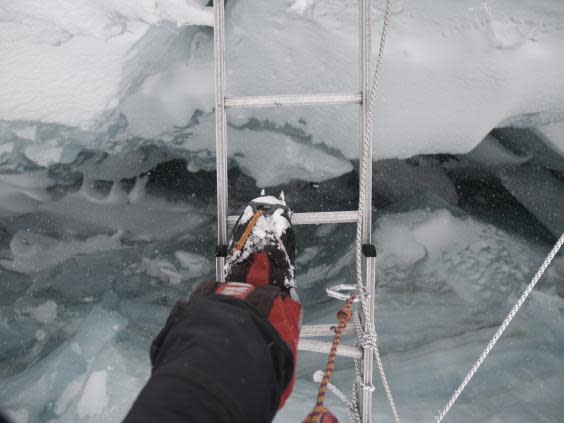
[359,256,376,421]
[360,0,373,243]
[214,0,228,282]
[358,0,375,422]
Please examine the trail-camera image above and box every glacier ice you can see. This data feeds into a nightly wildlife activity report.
[1,306,131,422]
[1,0,564,185]
[0,154,563,422]
[0,231,122,274]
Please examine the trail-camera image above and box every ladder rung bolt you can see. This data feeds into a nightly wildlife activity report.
[215,244,228,257]
[362,244,377,257]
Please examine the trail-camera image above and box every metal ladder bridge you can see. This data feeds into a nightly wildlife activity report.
[213,1,380,421]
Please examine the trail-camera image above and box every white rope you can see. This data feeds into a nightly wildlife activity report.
[434,233,564,423]
[354,312,401,423]
[354,0,399,422]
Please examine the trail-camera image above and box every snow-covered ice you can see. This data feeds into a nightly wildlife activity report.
[76,370,110,419]
[0,0,212,127]
[1,0,564,185]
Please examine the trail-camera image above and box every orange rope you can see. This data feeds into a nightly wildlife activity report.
[236,210,263,251]
[304,295,355,423]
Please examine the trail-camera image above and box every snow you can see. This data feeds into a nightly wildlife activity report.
[0,143,14,162]
[12,126,37,141]
[0,0,212,129]
[376,224,426,266]
[76,370,110,419]
[170,252,209,281]
[31,301,58,324]
[140,257,184,285]
[224,197,295,287]
[287,0,316,17]
[174,250,208,275]
[253,195,286,205]
[0,231,122,274]
[119,33,214,139]
[271,208,292,238]
[35,330,46,341]
[38,192,206,241]
[234,129,353,186]
[128,176,149,205]
[239,205,255,224]
[0,142,14,154]
[55,376,86,417]
[23,145,63,168]
[23,141,82,167]
[5,409,28,423]
[189,117,354,186]
[71,343,82,355]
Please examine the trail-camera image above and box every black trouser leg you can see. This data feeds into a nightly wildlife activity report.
[123,295,293,423]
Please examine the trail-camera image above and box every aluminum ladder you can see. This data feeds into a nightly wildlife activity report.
[213,2,377,421]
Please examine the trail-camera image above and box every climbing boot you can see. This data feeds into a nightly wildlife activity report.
[210,193,301,408]
[224,194,295,290]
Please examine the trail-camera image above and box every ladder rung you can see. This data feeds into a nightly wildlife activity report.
[298,339,362,359]
[300,324,357,337]
[292,211,358,225]
[224,93,362,109]
[227,210,358,226]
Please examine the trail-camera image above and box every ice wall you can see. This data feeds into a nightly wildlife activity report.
[1,0,564,185]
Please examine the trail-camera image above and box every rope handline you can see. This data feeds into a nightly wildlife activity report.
[236,210,263,251]
[353,313,400,423]
[313,369,361,423]
[304,295,356,423]
[434,233,564,423]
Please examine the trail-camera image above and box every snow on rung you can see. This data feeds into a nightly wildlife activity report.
[298,339,362,359]
[225,93,362,108]
[227,210,358,226]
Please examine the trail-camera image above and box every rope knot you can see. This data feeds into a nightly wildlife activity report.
[336,294,354,324]
[360,322,378,349]
[337,306,352,324]
[353,313,378,350]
